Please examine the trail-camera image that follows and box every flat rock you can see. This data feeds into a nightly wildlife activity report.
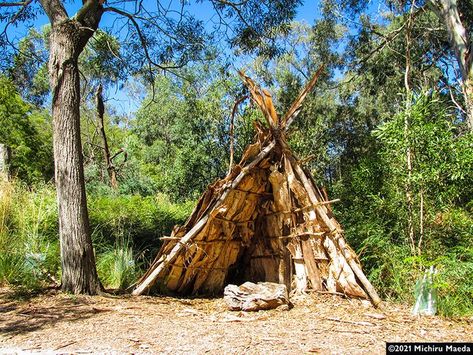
[223,282,290,311]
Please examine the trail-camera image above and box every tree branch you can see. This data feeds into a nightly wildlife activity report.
[428,0,472,81]
[74,0,98,23]
[1,0,32,36]
[103,6,183,71]
[354,5,426,69]
[39,0,68,24]
[0,0,30,6]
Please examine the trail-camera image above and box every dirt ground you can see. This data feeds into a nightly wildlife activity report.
[0,288,471,354]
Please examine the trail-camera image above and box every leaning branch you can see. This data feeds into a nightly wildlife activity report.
[283,64,325,130]
[354,5,426,69]
[0,1,30,6]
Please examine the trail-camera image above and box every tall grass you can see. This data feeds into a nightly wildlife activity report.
[0,179,13,243]
[0,180,60,290]
[96,235,138,290]
[0,180,192,292]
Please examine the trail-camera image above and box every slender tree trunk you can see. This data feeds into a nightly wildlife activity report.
[404,3,416,255]
[49,21,102,294]
[0,144,10,181]
[463,78,473,128]
[418,189,424,256]
[96,84,118,189]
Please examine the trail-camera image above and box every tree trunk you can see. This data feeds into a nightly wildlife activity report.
[433,0,473,129]
[49,20,102,294]
[463,77,473,129]
[96,84,118,189]
[404,3,416,255]
[0,144,10,181]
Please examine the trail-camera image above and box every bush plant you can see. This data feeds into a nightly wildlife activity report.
[0,180,193,291]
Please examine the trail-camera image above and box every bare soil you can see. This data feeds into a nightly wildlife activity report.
[0,288,471,354]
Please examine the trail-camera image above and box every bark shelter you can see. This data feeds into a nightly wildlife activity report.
[133,69,381,307]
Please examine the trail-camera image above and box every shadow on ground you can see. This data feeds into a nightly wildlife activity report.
[0,289,108,336]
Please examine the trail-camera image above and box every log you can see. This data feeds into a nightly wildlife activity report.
[224,282,290,311]
[286,241,308,293]
[301,239,323,291]
[323,235,366,297]
[279,246,292,292]
[268,165,293,292]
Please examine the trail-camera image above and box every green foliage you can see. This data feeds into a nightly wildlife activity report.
[88,193,193,256]
[96,236,137,290]
[8,28,50,106]
[80,30,127,89]
[0,180,59,290]
[374,92,473,205]
[334,90,473,316]
[0,76,53,182]
[435,255,473,317]
[0,179,193,291]
[133,68,255,200]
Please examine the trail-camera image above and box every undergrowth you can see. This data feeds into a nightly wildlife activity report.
[0,180,192,291]
[96,235,138,290]
[344,209,473,317]
[0,179,59,291]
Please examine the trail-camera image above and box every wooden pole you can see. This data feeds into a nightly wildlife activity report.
[283,65,325,130]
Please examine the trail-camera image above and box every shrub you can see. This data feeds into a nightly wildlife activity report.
[0,179,194,291]
[434,252,473,317]
[96,236,137,290]
[88,193,193,260]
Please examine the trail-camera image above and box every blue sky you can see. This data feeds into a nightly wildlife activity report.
[6,0,321,43]
[2,1,386,114]
[3,0,327,114]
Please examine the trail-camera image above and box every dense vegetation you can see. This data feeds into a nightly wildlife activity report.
[0,0,472,316]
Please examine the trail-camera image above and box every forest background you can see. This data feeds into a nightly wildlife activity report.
[0,0,472,317]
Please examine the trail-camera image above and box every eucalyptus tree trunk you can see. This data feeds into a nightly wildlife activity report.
[40,0,104,294]
[404,2,416,255]
[432,0,473,129]
[48,20,102,294]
